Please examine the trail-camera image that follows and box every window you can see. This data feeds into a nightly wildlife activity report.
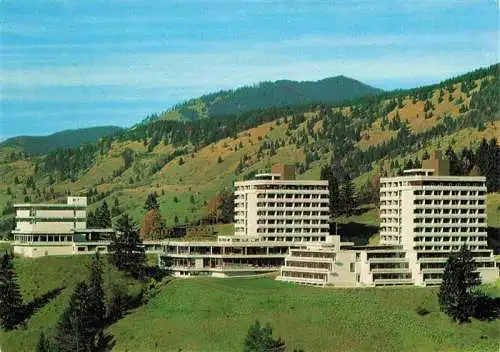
[350,263,355,273]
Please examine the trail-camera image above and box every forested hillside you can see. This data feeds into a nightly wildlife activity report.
[0,64,498,240]
[0,126,123,155]
[143,75,382,122]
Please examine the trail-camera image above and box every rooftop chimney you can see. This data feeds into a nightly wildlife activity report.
[422,150,450,176]
[271,164,296,180]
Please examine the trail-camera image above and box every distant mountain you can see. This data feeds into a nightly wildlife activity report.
[1,126,124,154]
[147,75,383,122]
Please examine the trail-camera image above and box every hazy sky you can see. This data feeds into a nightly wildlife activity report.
[1,0,498,138]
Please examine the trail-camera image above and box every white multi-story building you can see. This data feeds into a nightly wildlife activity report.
[379,151,496,285]
[278,152,498,287]
[12,196,162,257]
[234,164,330,242]
[159,165,338,277]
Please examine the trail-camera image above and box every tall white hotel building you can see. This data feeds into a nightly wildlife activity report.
[377,151,495,285]
[160,158,498,286]
[234,165,330,242]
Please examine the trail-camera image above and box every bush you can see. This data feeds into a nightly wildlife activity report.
[415,306,430,316]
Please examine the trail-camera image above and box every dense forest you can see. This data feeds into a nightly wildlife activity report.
[1,126,123,155]
[29,64,500,186]
[0,64,499,238]
[143,75,382,122]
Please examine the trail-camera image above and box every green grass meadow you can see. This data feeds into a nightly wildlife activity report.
[108,277,500,352]
[0,255,142,352]
[1,253,499,352]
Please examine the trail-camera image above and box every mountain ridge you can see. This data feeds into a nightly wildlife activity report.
[0,125,124,155]
[144,75,383,123]
[0,63,498,236]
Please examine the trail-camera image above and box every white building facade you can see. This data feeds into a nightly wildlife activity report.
[234,164,330,242]
[160,165,337,277]
[12,196,163,257]
[278,152,498,287]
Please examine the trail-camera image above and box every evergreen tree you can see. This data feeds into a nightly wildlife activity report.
[96,201,111,228]
[445,146,462,176]
[109,214,146,278]
[121,148,134,169]
[54,281,95,352]
[87,252,105,334]
[438,246,479,323]
[36,331,51,352]
[320,165,341,217]
[0,252,22,331]
[144,192,159,211]
[340,174,356,216]
[244,320,286,352]
[111,197,121,217]
[219,189,235,223]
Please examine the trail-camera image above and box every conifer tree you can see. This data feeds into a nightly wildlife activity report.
[109,214,146,278]
[111,197,121,217]
[0,252,22,331]
[144,192,159,211]
[35,331,51,352]
[244,320,286,352]
[340,174,356,217]
[87,252,106,333]
[96,201,111,228]
[54,282,95,352]
[320,165,340,217]
[438,246,479,323]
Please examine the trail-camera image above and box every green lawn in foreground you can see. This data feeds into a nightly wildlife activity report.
[1,255,499,352]
[0,255,142,352]
[109,277,500,352]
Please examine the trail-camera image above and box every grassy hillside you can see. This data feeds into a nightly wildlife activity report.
[0,255,142,352]
[1,256,498,352]
[0,125,123,155]
[145,75,382,122]
[109,277,499,352]
[0,64,498,238]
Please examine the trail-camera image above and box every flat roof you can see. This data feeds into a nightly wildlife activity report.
[403,168,434,173]
[73,228,115,233]
[235,180,328,185]
[380,175,486,182]
[162,240,308,247]
[12,230,75,234]
[14,203,85,208]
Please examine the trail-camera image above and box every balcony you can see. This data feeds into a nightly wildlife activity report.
[277,276,326,285]
[373,278,413,285]
[371,268,410,274]
[368,257,407,263]
[280,266,330,273]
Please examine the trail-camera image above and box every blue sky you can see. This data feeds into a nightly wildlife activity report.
[1,0,498,139]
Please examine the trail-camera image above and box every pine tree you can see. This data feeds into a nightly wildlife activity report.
[445,146,462,176]
[320,165,341,217]
[244,320,286,352]
[111,197,121,217]
[0,252,22,331]
[144,193,159,211]
[340,174,356,217]
[87,252,105,334]
[54,282,95,352]
[36,331,51,352]
[109,214,146,278]
[438,246,479,323]
[97,201,111,228]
